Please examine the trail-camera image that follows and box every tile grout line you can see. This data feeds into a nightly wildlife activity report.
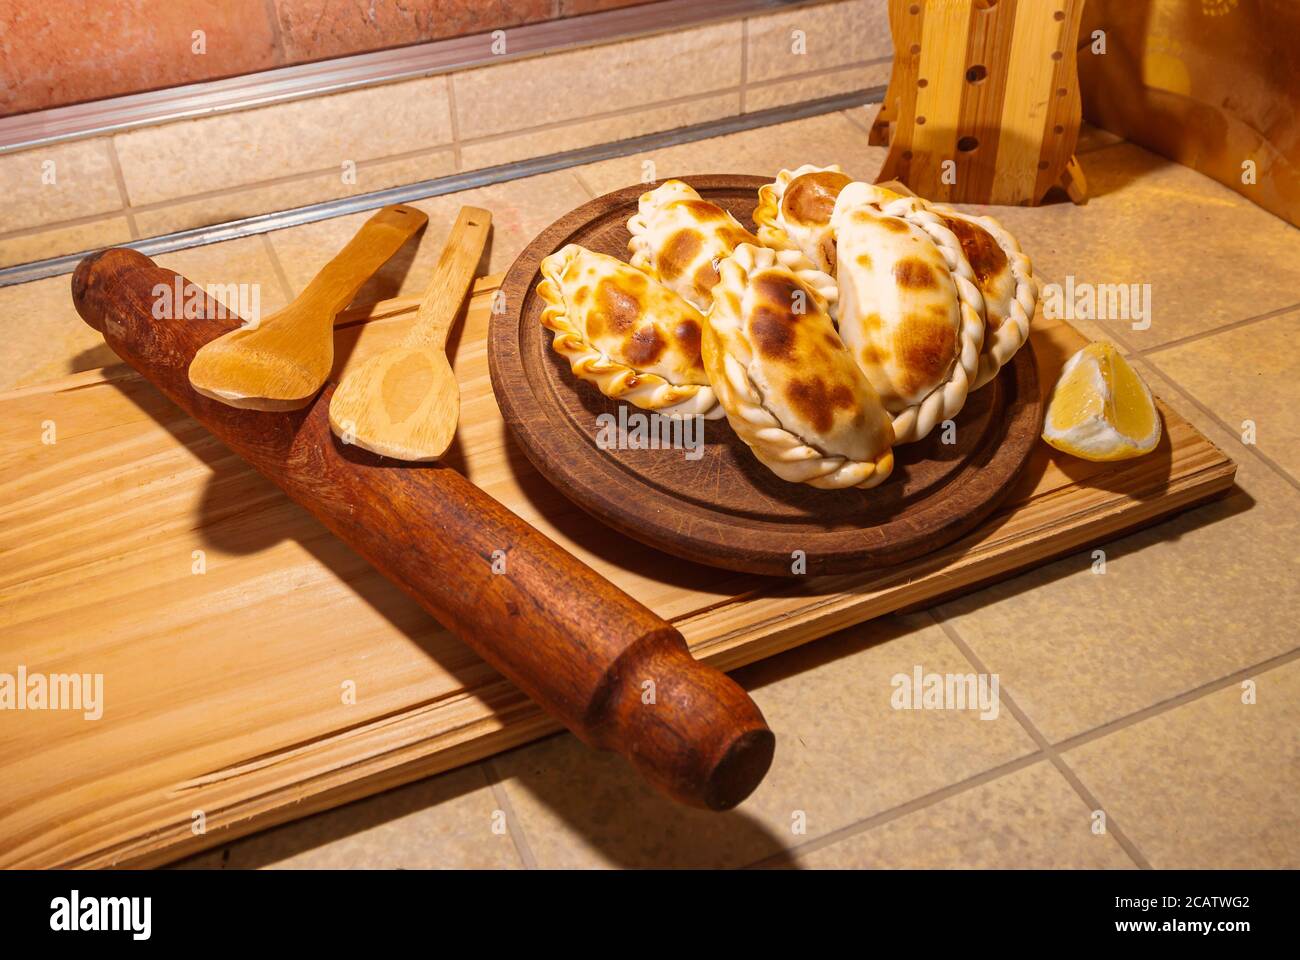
[260,0,287,66]
[746,56,892,96]
[1135,301,1300,358]
[839,102,874,136]
[123,143,458,214]
[1,207,136,242]
[928,610,1155,869]
[746,750,1048,868]
[1086,314,1140,353]
[833,105,878,142]
[452,84,729,144]
[104,139,140,240]
[1051,645,1300,755]
[739,18,749,114]
[1090,296,1300,492]
[457,83,745,146]
[259,232,298,303]
[569,168,598,200]
[446,75,464,172]
[1133,353,1300,493]
[0,144,460,243]
[479,759,538,869]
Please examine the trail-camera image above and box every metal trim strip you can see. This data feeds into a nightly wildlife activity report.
[0,88,881,288]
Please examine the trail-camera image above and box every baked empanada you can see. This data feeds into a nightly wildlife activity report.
[830,182,985,444]
[703,243,895,489]
[628,180,759,312]
[753,164,853,272]
[925,206,1036,389]
[538,244,722,419]
[847,183,1037,391]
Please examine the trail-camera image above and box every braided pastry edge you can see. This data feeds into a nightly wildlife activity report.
[705,243,894,489]
[538,245,722,420]
[845,193,986,443]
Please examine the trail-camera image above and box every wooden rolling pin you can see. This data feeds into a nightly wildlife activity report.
[72,248,774,810]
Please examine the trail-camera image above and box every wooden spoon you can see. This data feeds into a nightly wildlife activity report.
[188,204,427,410]
[328,206,491,460]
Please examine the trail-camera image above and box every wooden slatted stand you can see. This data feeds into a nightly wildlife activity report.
[871,0,1089,205]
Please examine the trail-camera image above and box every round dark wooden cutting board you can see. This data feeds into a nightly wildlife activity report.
[489,174,1041,577]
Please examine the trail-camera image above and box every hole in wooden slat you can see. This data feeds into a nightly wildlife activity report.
[910,43,921,54]
[966,64,988,83]
[957,136,980,152]
[918,78,928,87]
[1052,50,1064,61]
[916,116,926,125]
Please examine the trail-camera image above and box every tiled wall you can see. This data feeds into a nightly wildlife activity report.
[0,0,891,269]
[1,0,656,117]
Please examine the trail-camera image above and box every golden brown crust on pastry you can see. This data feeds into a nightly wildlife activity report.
[754,164,853,272]
[847,182,1038,392]
[831,182,986,444]
[627,180,760,311]
[784,169,854,225]
[538,244,722,419]
[703,243,894,489]
[930,206,1037,389]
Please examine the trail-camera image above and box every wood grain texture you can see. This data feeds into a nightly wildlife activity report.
[492,175,1042,576]
[187,205,428,410]
[328,206,491,460]
[65,247,776,818]
[0,275,1235,869]
[874,0,1087,206]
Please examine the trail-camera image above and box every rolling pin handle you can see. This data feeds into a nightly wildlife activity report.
[593,636,774,811]
[73,248,148,332]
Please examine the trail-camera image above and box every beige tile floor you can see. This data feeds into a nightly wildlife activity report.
[3,103,1296,869]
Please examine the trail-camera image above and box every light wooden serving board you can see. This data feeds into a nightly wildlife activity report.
[0,276,1236,868]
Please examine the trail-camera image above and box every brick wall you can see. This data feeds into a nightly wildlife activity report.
[1,0,657,116]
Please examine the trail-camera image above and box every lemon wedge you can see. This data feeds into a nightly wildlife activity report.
[1042,342,1162,461]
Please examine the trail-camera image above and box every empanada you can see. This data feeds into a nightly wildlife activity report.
[925,207,1036,389]
[703,243,895,489]
[847,183,1037,391]
[538,244,722,419]
[753,164,853,272]
[628,180,759,312]
[830,182,985,444]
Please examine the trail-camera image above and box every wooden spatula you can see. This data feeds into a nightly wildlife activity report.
[188,204,427,411]
[328,206,491,460]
